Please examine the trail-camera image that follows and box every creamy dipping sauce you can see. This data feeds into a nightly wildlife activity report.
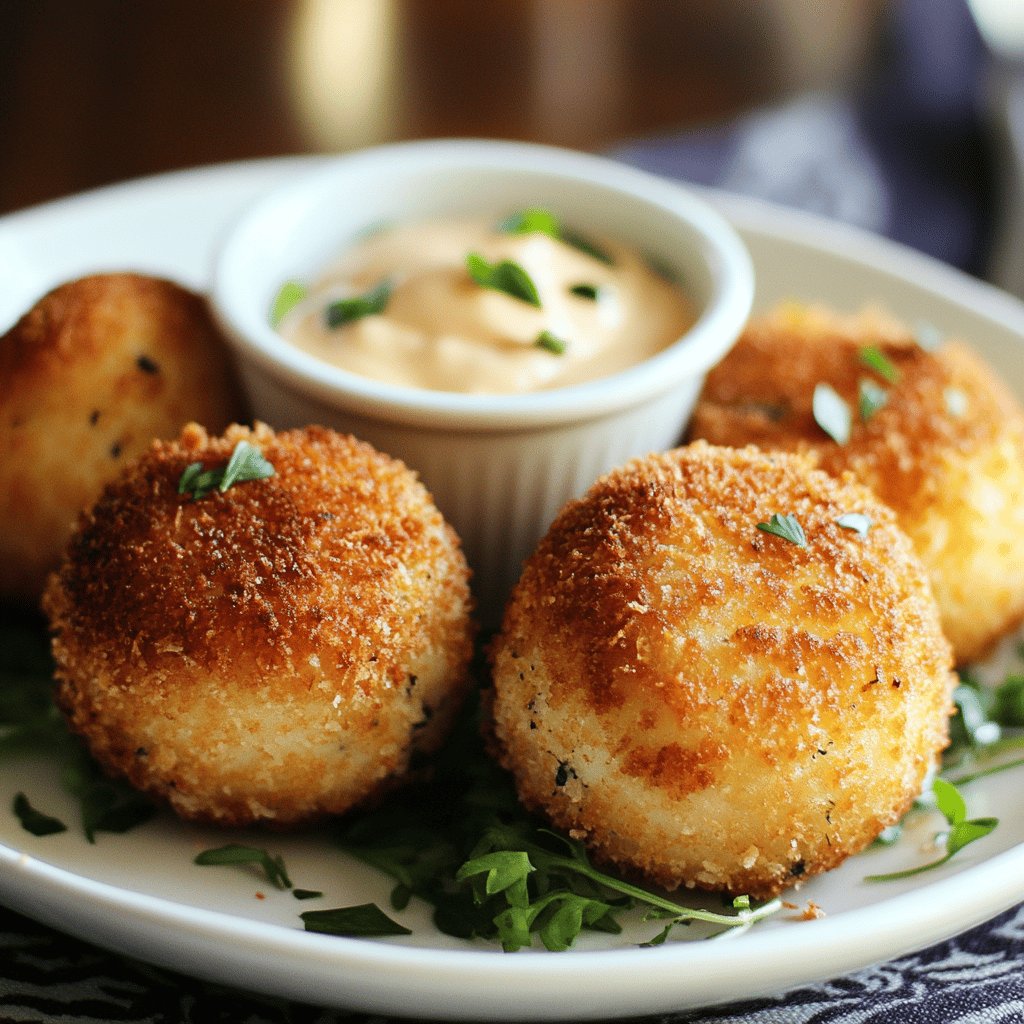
[275,213,696,394]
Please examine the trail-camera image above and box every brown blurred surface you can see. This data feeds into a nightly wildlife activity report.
[0,0,885,216]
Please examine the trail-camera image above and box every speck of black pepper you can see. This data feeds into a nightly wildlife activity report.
[790,859,806,877]
[529,720,537,730]
[892,678,902,689]
[89,409,101,425]
[110,442,123,458]
[136,354,160,374]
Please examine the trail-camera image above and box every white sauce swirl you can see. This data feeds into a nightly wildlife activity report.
[277,216,695,394]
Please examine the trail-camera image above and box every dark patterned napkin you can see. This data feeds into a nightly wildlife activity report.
[2,900,1023,1022]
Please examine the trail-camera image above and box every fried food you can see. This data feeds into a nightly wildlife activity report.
[488,442,954,900]
[0,273,247,606]
[44,422,475,827]
[690,303,1024,664]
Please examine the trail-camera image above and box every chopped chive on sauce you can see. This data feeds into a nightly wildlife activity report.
[535,330,568,355]
[325,280,392,329]
[496,207,614,265]
[496,207,560,239]
[465,252,541,307]
[12,792,67,837]
[569,283,601,301]
[270,280,307,327]
[812,382,852,445]
[756,512,807,548]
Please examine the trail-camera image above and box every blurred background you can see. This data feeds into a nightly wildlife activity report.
[0,0,1004,278]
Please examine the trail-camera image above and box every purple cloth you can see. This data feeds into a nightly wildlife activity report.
[614,0,994,276]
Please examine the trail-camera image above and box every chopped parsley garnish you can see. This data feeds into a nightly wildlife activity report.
[569,283,601,300]
[195,844,293,890]
[325,280,392,329]
[496,207,614,265]
[301,903,412,938]
[178,441,275,501]
[865,778,998,882]
[859,345,901,383]
[535,330,568,355]
[858,377,889,422]
[836,512,872,536]
[13,792,66,837]
[269,280,307,327]
[812,383,851,444]
[293,888,324,901]
[465,252,541,307]
[496,208,560,239]
[756,513,808,548]
[61,750,156,843]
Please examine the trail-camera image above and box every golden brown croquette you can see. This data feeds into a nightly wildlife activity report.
[489,442,955,900]
[690,303,1024,664]
[44,422,475,827]
[0,273,247,606]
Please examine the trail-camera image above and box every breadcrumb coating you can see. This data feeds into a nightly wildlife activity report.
[489,442,954,899]
[690,303,1024,663]
[44,422,475,827]
[0,273,247,605]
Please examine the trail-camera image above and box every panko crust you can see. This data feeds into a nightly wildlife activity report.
[689,302,1024,663]
[489,442,955,900]
[44,422,475,826]
[0,273,247,605]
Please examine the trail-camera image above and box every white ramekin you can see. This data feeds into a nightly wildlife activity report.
[211,139,754,621]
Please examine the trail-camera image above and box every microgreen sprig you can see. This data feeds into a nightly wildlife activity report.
[865,778,997,882]
[178,441,275,501]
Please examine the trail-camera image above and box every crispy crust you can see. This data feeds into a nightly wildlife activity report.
[0,273,247,604]
[44,422,475,826]
[489,442,954,899]
[690,303,1024,662]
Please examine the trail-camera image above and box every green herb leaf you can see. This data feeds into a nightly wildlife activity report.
[836,512,872,537]
[465,253,541,307]
[12,792,67,836]
[756,513,807,548]
[569,283,601,300]
[325,280,392,328]
[178,441,275,501]
[497,208,561,238]
[194,844,293,889]
[858,378,889,422]
[812,383,852,444]
[301,903,412,937]
[535,330,568,355]
[293,888,323,900]
[866,778,998,882]
[859,345,901,383]
[60,750,156,843]
[269,280,307,327]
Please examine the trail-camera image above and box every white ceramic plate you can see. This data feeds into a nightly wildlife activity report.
[2,159,1024,1021]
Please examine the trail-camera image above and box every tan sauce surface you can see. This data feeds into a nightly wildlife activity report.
[278,218,696,394]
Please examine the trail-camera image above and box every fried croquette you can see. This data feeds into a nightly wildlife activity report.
[44,422,474,827]
[0,273,247,606]
[489,442,955,900]
[690,302,1024,664]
